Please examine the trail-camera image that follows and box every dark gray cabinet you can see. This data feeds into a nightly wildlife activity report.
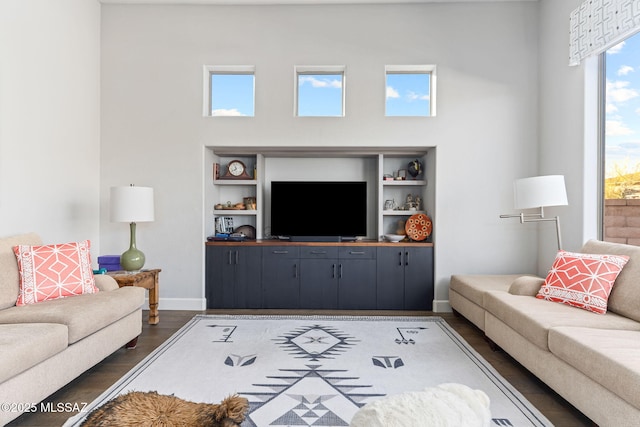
[206,242,433,310]
[262,246,300,309]
[377,246,433,310]
[298,247,377,309]
[299,247,339,309]
[206,245,262,309]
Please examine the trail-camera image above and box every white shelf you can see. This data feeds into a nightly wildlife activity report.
[383,210,427,216]
[382,180,427,186]
[213,209,258,215]
[213,179,257,185]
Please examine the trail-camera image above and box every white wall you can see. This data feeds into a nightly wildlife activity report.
[100,2,541,310]
[538,0,594,271]
[0,0,102,247]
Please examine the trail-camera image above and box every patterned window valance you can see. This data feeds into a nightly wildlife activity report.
[569,0,640,66]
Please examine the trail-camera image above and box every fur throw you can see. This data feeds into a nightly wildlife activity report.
[349,383,491,427]
[80,391,249,427]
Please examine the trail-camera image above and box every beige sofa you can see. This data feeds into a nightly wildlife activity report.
[450,239,640,427]
[0,233,145,426]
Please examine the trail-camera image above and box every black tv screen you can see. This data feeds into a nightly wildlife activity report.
[271,181,367,238]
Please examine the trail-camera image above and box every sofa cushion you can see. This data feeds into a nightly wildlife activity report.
[0,286,145,344]
[449,274,522,306]
[549,326,640,411]
[483,291,640,351]
[14,240,98,306]
[508,275,544,296]
[0,233,42,310]
[581,239,640,322]
[0,323,68,383]
[536,250,629,314]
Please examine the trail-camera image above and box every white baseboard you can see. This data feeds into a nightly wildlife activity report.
[432,300,452,313]
[145,299,452,313]
[145,298,206,311]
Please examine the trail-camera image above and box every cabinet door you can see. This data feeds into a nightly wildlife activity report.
[234,246,262,309]
[404,246,433,310]
[206,246,237,309]
[338,259,377,310]
[300,258,338,309]
[262,247,300,309]
[375,247,406,310]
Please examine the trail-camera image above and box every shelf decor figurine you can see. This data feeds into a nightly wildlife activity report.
[408,159,423,179]
[110,185,155,271]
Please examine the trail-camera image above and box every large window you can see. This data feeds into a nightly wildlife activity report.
[602,31,640,242]
[604,33,640,196]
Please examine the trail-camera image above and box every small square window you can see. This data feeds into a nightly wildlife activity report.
[385,65,436,117]
[295,66,345,117]
[203,65,255,117]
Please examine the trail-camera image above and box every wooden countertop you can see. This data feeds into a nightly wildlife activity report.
[205,239,433,247]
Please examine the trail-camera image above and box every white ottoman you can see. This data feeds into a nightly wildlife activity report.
[350,383,491,427]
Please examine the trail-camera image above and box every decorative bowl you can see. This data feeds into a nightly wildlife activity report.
[384,234,406,243]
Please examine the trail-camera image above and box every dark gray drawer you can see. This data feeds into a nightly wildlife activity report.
[300,247,339,259]
[263,246,300,258]
[338,247,376,259]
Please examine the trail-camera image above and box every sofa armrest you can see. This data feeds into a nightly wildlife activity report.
[508,275,544,296]
[94,274,119,291]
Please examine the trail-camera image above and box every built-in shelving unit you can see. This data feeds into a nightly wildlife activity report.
[205,147,434,241]
[377,153,430,239]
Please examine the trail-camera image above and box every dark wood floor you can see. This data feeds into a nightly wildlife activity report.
[7,310,594,426]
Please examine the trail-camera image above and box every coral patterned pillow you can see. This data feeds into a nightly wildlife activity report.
[536,250,629,314]
[13,240,98,306]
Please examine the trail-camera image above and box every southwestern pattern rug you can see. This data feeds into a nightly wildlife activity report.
[65,315,552,427]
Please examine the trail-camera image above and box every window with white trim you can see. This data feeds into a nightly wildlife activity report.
[203,65,255,117]
[295,66,345,117]
[385,65,436,117]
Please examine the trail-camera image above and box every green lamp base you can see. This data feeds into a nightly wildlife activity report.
[121,222,146,271]
[121,247,145,271]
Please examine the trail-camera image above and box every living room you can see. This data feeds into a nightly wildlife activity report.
[1,0,610,425]
[1,0,591,311]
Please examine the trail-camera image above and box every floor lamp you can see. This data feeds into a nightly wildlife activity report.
[110,185,155,271]
[500,175,568,250]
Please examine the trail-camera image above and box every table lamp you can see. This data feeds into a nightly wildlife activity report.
[110,185,155,271]
[500,175,568,250]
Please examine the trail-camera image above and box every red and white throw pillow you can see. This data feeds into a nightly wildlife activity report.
[13,240,98,306]
[536,250,629,314]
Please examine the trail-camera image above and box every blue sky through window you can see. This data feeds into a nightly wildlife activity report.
[386,73,431,116]
[605,31,640,176]
[210,73,254,116]
[297,74,344,116]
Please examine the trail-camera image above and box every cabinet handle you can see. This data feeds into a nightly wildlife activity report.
[311,250,327,255]
[332,264,337,278]
[405,251,409,266]
[235,250,239,265]
[273,250,289,254]
[339,263,343,279]
[294,263,298,278]
[399,252,403,266]
[228,251,233,265]
[349,251,365,255]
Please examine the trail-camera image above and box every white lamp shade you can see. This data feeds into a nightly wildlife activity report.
[514,175,568,210]
[110,186,155,222]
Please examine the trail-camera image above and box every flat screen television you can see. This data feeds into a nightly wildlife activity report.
[270,181,367,241]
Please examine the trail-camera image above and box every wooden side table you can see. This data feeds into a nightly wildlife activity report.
[108,269,161,325]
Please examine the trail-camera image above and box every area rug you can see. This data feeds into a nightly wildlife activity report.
[65,315,552,426]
